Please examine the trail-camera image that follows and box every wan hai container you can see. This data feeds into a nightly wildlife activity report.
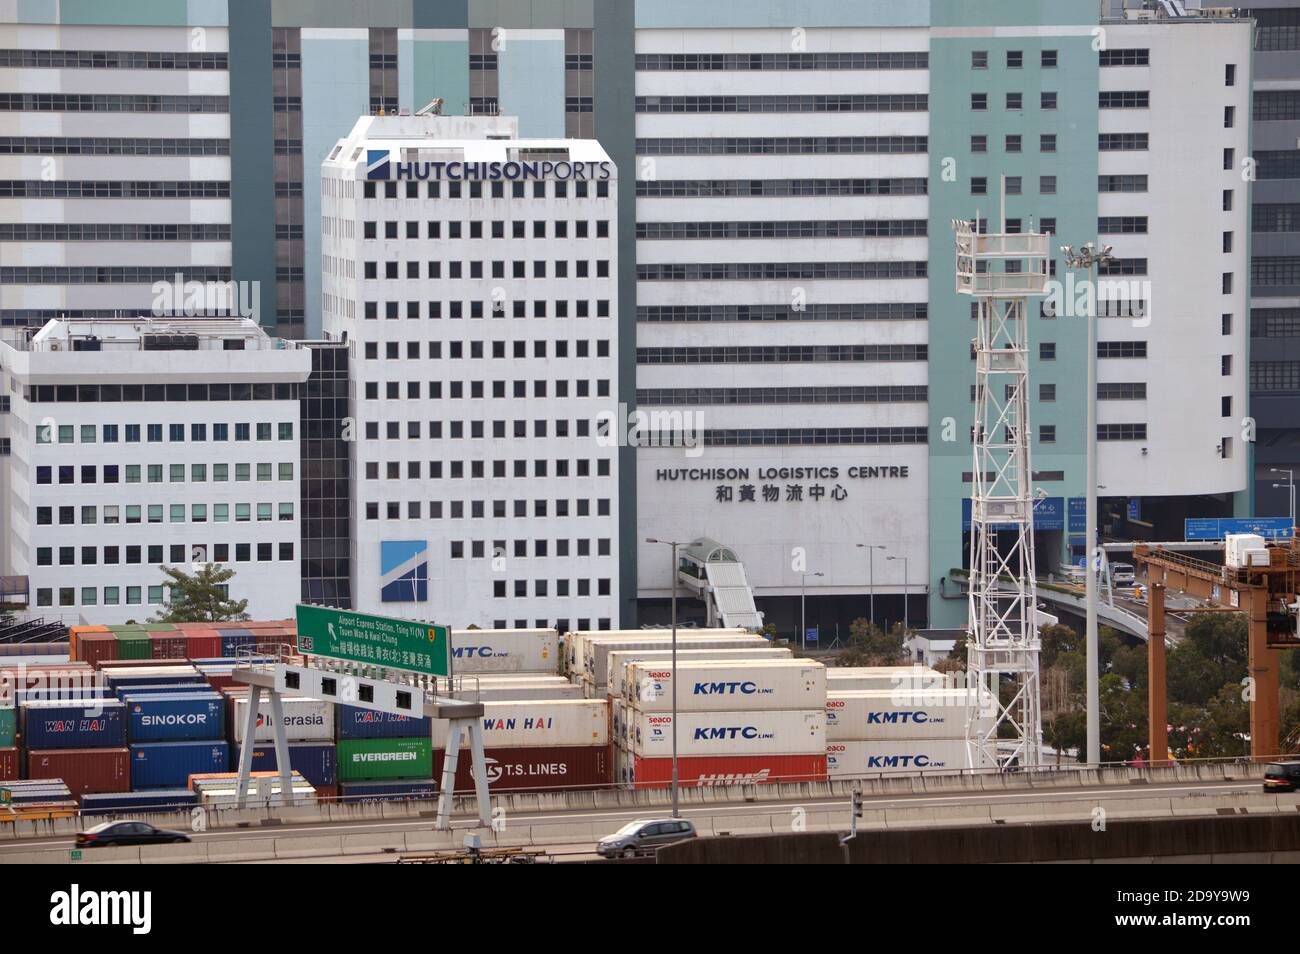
[19,699,126,749]
[431,699,608,749]
[627,659,826,712]
[627,708,825,758]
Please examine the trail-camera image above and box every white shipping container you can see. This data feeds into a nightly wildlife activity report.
[583,634,767,686]
[1225,533,1267,569]
[606,647,792,699]
[564,628,748,676]
[825,666,944,692]
[626,708,825,757]
[466,683,585,701]
[825,689,991,741]
[627,659,827,712]
[231,697,335,743]
[432,699,608,749]
[451,629,558,674]
[826,739,971,776]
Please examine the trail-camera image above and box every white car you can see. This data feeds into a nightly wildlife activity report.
[1111,563,1135,586]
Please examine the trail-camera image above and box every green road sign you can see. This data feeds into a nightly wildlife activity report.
[295,605,450,677]
[70,849,82,862]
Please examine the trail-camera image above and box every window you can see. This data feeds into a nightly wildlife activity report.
[971,134,987,153]
[1040,343,1056,360]
[972,50,988,69]
[971,92,987,111]
[1006,92,1022,110]
[1006,50,1022,69]
[1041,49,1057,68]
[1040,91,1057,110]
[1005,134,1021,153]
[971,177,987,195]
[1039,425,1056,443]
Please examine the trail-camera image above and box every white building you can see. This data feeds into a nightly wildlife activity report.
[0,317,309,624]
[320,113,620,630]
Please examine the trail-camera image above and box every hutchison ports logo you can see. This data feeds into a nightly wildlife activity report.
[367,149,391,180]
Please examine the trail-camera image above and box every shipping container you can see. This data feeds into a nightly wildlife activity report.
[19,699,126,749]
[186,634,222,659]
[0,706,12,747]
[432,744,611,793]
[230,696,333,743]
[220,633,257,657]
[627,753,827,789]
[189,770,306,794]
[114,632,153,661]
[626,659,826,711]
[1,661,96,693]
[339,778,437,802]
[563,627,748,675]
[431,699,608,749]
[113,682,212,699]
[460,682,585,701]
[626,708,825,757]
[25,748,130,797]
[335,704,432,740]
[80,789,198,814]
[77,634,119,668]
[248,742,337,786]
[0,747,17,780]
[200,783,317,807]
[824,689,990,741]
[606,647,793,699]
[15,687,110,704]
[150,634,190,660]
[123,691,225,742]
[336,737,432,782]
[129,740,230,789]
[824,665,943,692]
[449,629,558,674]
[0,779,72,803]
[826,739,971,776]
[582,634,768,687]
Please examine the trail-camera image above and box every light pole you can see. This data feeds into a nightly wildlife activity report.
[1271,468,1296,528]
[887,555,909,631]
[801,571,824,650]
[856,544,887,628]
[645,537,683,817]
[1061,240,1114,768]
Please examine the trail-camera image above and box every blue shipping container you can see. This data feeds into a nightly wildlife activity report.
[113,682,211,699]
[248,743,337,786]
[220,634,257,657]
[19,699,126,749]
[124,692,224,742]
[339,779,437,802]
[80,789,198,814]
[336,705,433,740]
[129,741,229,789]
[15,687,110,703]
[106,674,206,691]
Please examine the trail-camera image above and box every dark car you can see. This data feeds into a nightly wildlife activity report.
[596,818,697,858]
[1264,761,1300,792]
[76,820,192,847]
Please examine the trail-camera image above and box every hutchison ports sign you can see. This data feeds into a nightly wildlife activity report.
[366,149,611,182]
[295,604,450,677]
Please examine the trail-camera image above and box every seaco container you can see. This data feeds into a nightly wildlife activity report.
[129,740,229,789]
[0,706,12,747]
[627,659,827,711]
[230,696,333,743]
[824,688,991,742]
[579,633,766,686]
[627,708,825,758]
[124,691,225,742]
[606,647,792,700]
[431,699,608,749]
[826,739,971,776]
[626,753,828,789]
[81,789,198,814]
[337,737,432,782]
[450,629,559,674]
[25,748,130,797]
[335,704,432,740]
[432,744,611,794]
[339,779,437,802]
[248,742,337,787]
[19,699,126,749]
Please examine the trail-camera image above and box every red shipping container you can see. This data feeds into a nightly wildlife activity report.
[432,744,611,794]
[315,784,338,801]
[151,634,190,659]
[25,748,131,797]
[187,634,222,659]
[78,634,118,669]
[629,754,827,789]
[204,674,236,691]
[0,747,18,780]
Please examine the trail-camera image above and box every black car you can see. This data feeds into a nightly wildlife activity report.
[1263,760,1300,792]
[76,820,192,847]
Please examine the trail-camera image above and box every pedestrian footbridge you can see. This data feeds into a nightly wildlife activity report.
[676,538,764,631]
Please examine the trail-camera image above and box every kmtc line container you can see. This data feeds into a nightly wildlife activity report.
[627,659,827,711]
[824,689,991,741]
[825,740,971,776]
[129,740,230,789]
[450,629,558,674]
[627,708,826,758]
[248,743,337,787]
[19,699,126,749]
[336,737,433,782]
[430,699,608,749]
[824,666,943,692]
[339,779,437,802]
[124,691,225,742]
[335,704,432,740]
[81,789,198,814]
[625,753,828,789]
[563,627,748,675]
[25,747,130,797]
[0,706,12,747]
[432,744,612,794]
[230,696,333,743]
[606,647,793,700]
[581,634,769,687]
[464,682,585,701]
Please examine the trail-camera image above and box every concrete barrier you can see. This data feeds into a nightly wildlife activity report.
[528,822,598,846]
[340,831,406,855]
[273,835,345,859]
[140,842,209,865]
[205,837,277,862]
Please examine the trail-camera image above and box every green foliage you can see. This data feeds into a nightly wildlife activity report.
[149,563,250,623]
[834,617,907,667]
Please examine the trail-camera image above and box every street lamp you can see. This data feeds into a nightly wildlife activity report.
[1061,240,1115,768]
[856,544,887,628]
[801,571,824,650]
[887,555,909,631]
[645,537,683,818]
[1271,468,1296,529]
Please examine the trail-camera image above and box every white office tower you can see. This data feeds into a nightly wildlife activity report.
[0,318,310,625]
[320,114,620,629]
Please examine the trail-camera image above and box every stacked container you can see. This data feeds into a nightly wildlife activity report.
[449,629,559,674]
[331,704,431,799]
[569,631,771,698]
[19,697,130,797]
[824,686,989,777]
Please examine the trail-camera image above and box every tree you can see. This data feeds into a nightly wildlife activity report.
[834,617,907,666]
[150,563,250,623]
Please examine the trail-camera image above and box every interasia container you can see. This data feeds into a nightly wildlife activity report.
[0,706,12,747]
[129,740,230,789]
[627,708,825,758]
[432,744,612,793]
[337,737,433,781]
[336,704,432,740]
[25,748,130,797]
[824,689,991,741]
[81,789,198,814]
[248,742,337,786]
[627,659,827,712]
[0,747,17,780]
[450,629,559,674]
[431,699,608,749]
[626,753,828,789]
[19,699,126,749]
[606,647,793,699]
[230,696,333,743]
[124,692,224,742]
[339,779,437,802]
[826,739,971,776]
[825,665,943,692]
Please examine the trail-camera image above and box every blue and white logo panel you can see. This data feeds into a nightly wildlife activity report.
[366,149,391,180]
[380,539,427,603]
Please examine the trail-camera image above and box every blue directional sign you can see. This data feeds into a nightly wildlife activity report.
[805,627,819,645]
[1068,497,1086,534]
[1184,517,1293,541]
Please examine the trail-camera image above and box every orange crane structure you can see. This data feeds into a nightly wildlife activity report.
[1133,540,1300,763]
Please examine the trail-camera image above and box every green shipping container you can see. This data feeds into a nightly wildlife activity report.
[337,737,432,782]
[0,708,13,748]
[114,632,152,660]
